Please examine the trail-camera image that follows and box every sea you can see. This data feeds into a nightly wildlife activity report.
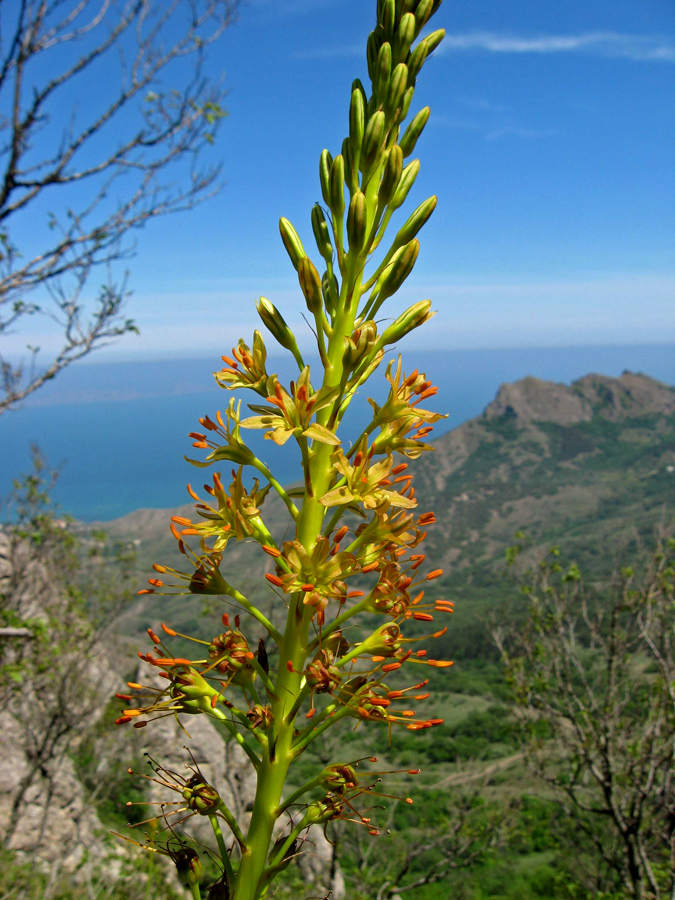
[2,344,674,522]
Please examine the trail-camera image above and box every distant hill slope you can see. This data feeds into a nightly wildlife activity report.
[99,371,675,647]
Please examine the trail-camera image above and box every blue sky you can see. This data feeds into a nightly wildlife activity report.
[5,0,675,361]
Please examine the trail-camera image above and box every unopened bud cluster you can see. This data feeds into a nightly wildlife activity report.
[116,3,452,899]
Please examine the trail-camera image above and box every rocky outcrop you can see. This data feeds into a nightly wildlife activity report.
[484,371,675,426]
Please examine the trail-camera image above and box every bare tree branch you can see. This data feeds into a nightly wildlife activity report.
[0,0,239,412]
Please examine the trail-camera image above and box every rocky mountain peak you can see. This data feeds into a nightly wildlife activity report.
[483,371,675,426]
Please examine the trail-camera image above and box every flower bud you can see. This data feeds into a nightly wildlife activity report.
[390,159,420,211]
[346,190,367,254]
[342,137,359,195]
[329,154,345,220]
[379,0,395,39]
[423,28,445,56]
[400,85,415,121]
[399,106,430,157]
[414,0,435,35]
[320,149,333,206]
[256,297,301,356]
[407,41,428,83]
[322,270,339,316]
[349,86,365,152]
[279,217,306,271]
[379,145,403,205]
[379,299,434,347]
[393,12,415,61]
[376,239,419,304]
[374,42,392,99]
[362,110,386,174]
[385,63,408,116]
[367,30,382,82]
[174,848,203,888]
[311,204,333,265]
[298,256,323,315]
[394,196,436,246]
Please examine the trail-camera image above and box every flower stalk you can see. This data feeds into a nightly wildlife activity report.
[116,2,454,897]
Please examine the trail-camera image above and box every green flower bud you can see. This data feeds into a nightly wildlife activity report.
[379,299,434,346]
[362,110,386,174]
[256,297,300,355]
[346,190,367,254]
[279,217,306,271]
[407,41,428,83]
[399,106,430,157]
[342,137,359,195]
[414,0,435,35]
[390,158,420,211]
[349,87,365,151]
[379,145,403,205]
[367,31,382,82]
[322,270,339,316]
[380,0,395,40]
[374,42,392,99]
[320,149,333,206]
[423,28,445,56]
[298,256,323,314]
[385,63,408,116]
[393,12,415,61]
[394,195,436,245]
[329,154,345,220]
[174,848,203,888]
[311,204,333,265]
[376,239,419,304]
[400,85,415,121]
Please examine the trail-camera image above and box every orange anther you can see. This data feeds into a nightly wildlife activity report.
[211,694,219,708]
[334,526,349,543]
[426,569,443,580]
[382,662,402,672]
[361,561,379,573]
[116,693,132,700]
[416,650,427,657]
[427,660,453,668]
[137,589,153,595]
[262,545,281,558]
[301,583,315,593]
[413,612,434,622]
[127,682,143,689]
[306,708,317,719]
[152,564,167,574]
[266,574,283,587]
[401,711,416,717]
[171,516,192,526]
[147,629,162,644]
[286,661,294,672]
[414,692,431,700]
[392,463,408,475]
[186,483,201,501]
[161,623,178,636]
[115,716,133,726]
[348,590,364,598]
[170,523,181,541]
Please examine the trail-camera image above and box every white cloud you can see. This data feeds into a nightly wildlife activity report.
[438,31,675,63]
[296,31,675,64]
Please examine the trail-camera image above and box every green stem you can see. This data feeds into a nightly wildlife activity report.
[189,884,202,900]
[224,585,283,645]
[251,459,300,521]
[210,813,236,886]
